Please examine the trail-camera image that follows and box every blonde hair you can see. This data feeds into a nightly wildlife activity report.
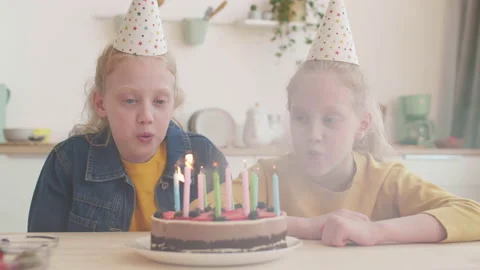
[70,44,185,139]
[287,60,395,161]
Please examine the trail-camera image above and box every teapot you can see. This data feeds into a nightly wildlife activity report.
[0,84,10,143]
[243,103,272,147]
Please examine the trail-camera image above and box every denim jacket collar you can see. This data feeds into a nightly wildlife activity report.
[85,121,192,182]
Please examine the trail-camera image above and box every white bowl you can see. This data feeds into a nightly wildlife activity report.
[3,128,35,142]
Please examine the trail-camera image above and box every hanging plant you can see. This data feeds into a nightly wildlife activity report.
[269,0,324,58]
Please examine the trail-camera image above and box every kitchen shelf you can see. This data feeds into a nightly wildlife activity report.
[237,19,309,28]
[219,145,287,157]
[1,143,479,157]
[0,143,56,155]
[93,15,309,28]
[93,14,233,25]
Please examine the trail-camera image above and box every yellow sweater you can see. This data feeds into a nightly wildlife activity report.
[194,152,480,243]
[122,143,167,232]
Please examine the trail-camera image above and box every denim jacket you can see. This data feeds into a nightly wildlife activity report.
[27,121,228,232]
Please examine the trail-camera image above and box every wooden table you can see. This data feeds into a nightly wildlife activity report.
[3,232,480,269]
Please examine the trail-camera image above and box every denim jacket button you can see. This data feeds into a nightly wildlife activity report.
[161,182,169,190]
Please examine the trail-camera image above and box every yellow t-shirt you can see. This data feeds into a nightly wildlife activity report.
[195,152,480,243]
[122,142,167,232]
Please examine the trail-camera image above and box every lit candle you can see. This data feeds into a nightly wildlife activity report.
[272,166,280,216]
[213,162,222,217]
[197,166,205,211]
[250,168,259,211]
[225,166,232,211]
[182,154,193,217]
[241,160,250,216]
[173,165,183,212]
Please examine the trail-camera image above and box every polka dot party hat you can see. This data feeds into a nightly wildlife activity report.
[113,0,168,56]
[306,0,359,65]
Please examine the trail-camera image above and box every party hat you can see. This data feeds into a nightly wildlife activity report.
[113,0,168,56]
[306,0,359,65]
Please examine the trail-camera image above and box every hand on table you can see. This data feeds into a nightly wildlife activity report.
[308,209,380,247]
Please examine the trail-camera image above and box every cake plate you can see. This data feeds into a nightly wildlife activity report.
[125,236,302,267]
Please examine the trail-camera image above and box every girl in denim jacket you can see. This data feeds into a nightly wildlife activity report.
[28,0,227,232]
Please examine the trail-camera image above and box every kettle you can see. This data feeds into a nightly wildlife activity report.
[0,84,11,143]
[243,103,272,147]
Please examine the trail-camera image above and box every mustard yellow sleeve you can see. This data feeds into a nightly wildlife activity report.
[378,166,480,243]
[190,161,269,210]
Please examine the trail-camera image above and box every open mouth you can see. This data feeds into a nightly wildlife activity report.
[137,132,154,142]
[307,149,323,157]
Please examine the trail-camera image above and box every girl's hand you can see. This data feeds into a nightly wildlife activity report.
[307,209,371,240]
[321,214,379,247]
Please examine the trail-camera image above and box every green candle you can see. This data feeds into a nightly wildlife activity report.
[250,170,258,211]
[213,164,222,217]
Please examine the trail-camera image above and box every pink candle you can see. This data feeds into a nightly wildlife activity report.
[241,162,250,216]
[182,165,191,217]
[182,154,193,217]
[225,166,232,211]
[197,167,205,211]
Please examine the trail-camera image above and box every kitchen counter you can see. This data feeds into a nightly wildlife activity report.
[219,145,480,157]
[1,143,480,157]
[0,143,56,155]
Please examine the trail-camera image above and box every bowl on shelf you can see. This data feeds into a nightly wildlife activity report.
[3,128,49,143]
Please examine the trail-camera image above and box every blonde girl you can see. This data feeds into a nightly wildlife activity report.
[28,0,227,232]
[200,0,480,246]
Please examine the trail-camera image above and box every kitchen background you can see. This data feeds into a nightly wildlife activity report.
[0,0,479,232]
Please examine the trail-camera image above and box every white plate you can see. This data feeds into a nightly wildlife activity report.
[125,236,302,267]
[188,108,236,148]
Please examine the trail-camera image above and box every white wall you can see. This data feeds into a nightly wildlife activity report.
[0,0,458,143]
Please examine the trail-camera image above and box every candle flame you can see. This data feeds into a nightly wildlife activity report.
[243,159,247,169]
[185,154,194,169]
[213,161,218,168]
[200,166,204,174]
[175,165,185,182]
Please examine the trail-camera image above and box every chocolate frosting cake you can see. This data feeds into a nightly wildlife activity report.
[150,207,287,253]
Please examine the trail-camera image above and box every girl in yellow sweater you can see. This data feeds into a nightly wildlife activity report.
[198,0,480,247]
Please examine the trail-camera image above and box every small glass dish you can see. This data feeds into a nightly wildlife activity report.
[0,235,58,270]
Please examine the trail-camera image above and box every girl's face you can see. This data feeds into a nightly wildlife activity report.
[95,56,175,163]
[289,71,367,177]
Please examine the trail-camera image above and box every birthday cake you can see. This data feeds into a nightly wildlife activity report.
[150,203,287,253]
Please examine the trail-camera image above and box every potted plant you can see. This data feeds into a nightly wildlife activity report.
[269,0,324,58]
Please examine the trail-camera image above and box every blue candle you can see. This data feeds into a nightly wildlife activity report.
[272,166,280,216]
[173,165,183,212]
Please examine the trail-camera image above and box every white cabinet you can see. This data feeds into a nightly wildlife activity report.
[0,155,47,233]
[226,153,480,202]
[390,155,480,202]
[0,151,478,233]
